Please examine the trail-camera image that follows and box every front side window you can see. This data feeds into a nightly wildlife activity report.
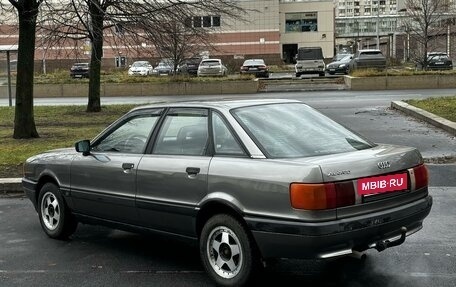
[93,112,161,154]
[232,103,374,158]
[154,108,208,156]
[212,112,245,156]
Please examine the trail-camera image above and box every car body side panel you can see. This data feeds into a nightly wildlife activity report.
[135,155,211,237]
[70,152,141,224]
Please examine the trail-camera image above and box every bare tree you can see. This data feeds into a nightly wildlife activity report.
[5,0,42,138]
[38,0,245,112]
[144,19,213,74]
[402,0,454,69]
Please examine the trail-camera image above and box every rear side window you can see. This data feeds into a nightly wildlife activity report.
[153,108,209,156]
[232,103,374,158]
[212,112,245,156]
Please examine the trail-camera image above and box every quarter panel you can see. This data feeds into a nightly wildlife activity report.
[207,157,337,222]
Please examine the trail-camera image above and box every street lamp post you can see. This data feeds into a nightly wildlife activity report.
[376,1,380,49]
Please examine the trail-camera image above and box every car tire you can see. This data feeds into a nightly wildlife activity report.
[319,72,325,77]
[38,182,77,239]
[295,73,301,78]
[200,214,259,287]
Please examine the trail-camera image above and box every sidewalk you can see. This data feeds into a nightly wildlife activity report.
[1,100,455,196]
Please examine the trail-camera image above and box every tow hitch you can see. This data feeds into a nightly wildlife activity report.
[374,227,407,252]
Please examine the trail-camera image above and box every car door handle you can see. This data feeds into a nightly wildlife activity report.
[122,163,135,170]
[186,167,200,175]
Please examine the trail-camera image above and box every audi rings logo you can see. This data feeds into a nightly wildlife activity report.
[377,161,391,169]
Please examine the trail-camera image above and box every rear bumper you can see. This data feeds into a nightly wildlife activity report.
[70,71,89,77]
[326,67,348,74]
[295,67,325,74]
[245,195,432,259]
[240,70,269,77]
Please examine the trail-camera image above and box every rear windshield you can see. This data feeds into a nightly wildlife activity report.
[243,60,265,66]
[429,55,450,61]
[359,51,383,57]
[232,103,374,158]
[201,60,220,66]
[132,62,149,67]
[297,48,323,60]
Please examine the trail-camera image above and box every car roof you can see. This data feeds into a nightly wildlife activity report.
[358,49,382,53]
[130,99,300,112]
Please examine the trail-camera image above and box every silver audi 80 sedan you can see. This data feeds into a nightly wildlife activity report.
[23,99,432,286]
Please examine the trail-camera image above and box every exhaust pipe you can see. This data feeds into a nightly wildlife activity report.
[375,227,407,252]
[349,250,367,261]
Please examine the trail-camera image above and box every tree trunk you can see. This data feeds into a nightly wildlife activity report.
[13,7,39,139]
[87,0,104,112]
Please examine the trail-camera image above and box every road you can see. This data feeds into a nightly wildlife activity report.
[1,89,455,286]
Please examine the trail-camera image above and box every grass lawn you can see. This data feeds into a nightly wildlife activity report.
[405,96,456,123]
[0,104,137,178]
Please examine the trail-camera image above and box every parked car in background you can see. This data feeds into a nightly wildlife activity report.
[295,47,325,77]
[152,59,174,75]
[326,54,353,75]
[178,58,201,76]
[70,62,90,78]
[348,49,386,71]
[332,53,351,62]
[426,53,453,70]
[128,61,153,76]
[240,59,269,78]
[197,58,227,77]
[23,99,432,287]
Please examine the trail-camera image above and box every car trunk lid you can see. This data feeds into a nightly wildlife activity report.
[288,144,428,218]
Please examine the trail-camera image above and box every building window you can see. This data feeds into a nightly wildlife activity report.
[203,16,211,27]
[188,16,221,28]
[212,16,221,27]
[285,12,318,33]
[193,17,202,28]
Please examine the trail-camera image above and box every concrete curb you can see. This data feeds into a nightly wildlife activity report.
[1,101,454,196]
[391,101,456,136]
[0,178,23,197]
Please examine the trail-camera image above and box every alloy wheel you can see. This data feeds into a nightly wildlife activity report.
[40,191,61,231]
[206,225,243,279]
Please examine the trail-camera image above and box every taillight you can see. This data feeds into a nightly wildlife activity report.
[335,181,356,207]
[259,65,268,70]
[290,181,355,210]
[290,183,336,210]
[413,164,428,190]
[240,66,248,71]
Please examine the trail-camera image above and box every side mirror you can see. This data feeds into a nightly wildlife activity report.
[75,140,91,156]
